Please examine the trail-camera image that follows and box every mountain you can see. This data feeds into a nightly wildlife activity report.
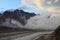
[0,9,36,28]
[13,9,36,20]
[17,10,36,20]
[0,13,1,15]
[0,11,26,25]
[3,9,36,20]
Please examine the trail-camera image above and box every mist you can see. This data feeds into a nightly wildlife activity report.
[24,13,60,30]
[0,18,24,28]
[1,12,60,31]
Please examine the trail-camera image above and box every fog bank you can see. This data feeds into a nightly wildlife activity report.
[24,13,60,30]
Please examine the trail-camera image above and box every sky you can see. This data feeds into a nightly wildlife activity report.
[21,0,60,13]
[0,0,60,14]
[0,0,21,11]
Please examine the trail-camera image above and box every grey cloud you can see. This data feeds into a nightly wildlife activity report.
[43,0,60,7]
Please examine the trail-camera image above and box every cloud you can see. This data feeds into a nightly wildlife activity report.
[46,1,52,5]
[19,6,29,10]
[44,0,60,7]
[24,13,60,30]
[21,0,60,13]
[21,0,45,10]
[48,7,60,12]
[55,0,58,3]
[52,13,60,16]
[31,0,44,10]
[20,0,60,30]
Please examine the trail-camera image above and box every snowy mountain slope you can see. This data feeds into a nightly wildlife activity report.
[24,13,60,30]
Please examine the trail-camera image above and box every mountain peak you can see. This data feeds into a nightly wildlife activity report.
[0,9,36,26]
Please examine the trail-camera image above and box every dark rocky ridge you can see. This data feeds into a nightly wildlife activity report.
[0,9,36,25]
[3,9,36,20]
